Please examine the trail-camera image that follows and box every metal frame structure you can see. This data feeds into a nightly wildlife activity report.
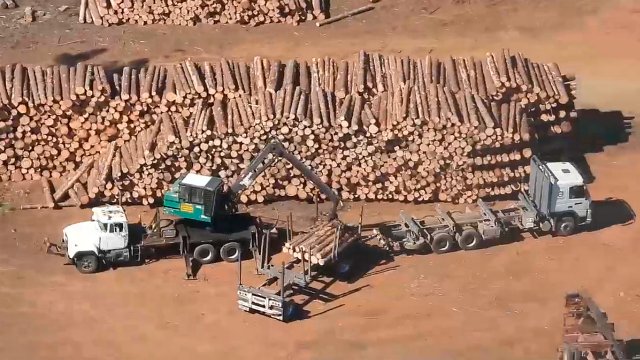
[236,214,362,322]
[559,292,628,360]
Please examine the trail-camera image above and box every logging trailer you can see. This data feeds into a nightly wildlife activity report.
[559,292,628,360]
[376,156,592,254]
[236,214,363,322]
[59,138,340,274]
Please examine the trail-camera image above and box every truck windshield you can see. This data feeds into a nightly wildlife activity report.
[569,185,587,199]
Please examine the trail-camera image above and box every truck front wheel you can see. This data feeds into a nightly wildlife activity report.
[75,254,99,274]
[555,216,576,237]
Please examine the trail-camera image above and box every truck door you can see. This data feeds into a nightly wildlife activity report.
[568,185,590,218]
[552,185,588,217]
[100,223,128,250]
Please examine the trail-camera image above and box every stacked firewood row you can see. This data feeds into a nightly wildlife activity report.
[0,50,577,207]
[282,220,360,265]
[78,0,328,27]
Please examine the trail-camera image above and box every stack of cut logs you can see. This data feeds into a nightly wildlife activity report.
[78,0,328,26]
[282,220,360,265]
[0,50,577,208]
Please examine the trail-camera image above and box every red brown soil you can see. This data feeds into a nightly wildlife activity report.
[1,0,640,359]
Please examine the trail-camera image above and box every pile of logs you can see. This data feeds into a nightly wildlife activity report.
[282,220,359,265]
[0,50,577,208]
[78,0,328,27]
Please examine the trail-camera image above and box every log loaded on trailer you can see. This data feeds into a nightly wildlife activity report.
[59,138,341,274]
[376,156,592,254]
[237,213,363,322]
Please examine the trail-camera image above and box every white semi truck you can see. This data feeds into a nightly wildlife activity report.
[377,156,593,254]
[61,206,255,274]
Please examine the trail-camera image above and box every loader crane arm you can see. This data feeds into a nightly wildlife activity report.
[227,139,341,219]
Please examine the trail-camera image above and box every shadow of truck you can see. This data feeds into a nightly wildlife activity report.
[587,198,635,232]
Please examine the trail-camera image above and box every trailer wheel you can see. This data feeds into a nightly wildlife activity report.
[220,242,241,263]
[193,244,217,264]
[431,232,455,254]
[334,258,354,278]
[75,253,99,274]
[457,228,483,251]
[283,301,298,322]
[555,216,576,237]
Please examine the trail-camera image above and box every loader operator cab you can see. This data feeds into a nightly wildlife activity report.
[163,173,225,223]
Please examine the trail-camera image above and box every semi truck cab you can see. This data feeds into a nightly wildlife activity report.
[62,205,139,274]
[527,157,592,235]
[545,162,592,224]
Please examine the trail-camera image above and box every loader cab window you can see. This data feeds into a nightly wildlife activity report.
[179,185,190,201]
[97,222,107,232]
[190,187,205,205]
[179,185,206,205]
[569,185,587,199]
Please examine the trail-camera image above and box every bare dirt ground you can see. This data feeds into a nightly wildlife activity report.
[0,0,639,359]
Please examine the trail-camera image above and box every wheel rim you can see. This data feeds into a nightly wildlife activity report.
[201,249,212,260]
[561,222,573,233]
[80,258,93,270]
[436,237,451,251]
[224,246,238,260]
[465,236,478,247]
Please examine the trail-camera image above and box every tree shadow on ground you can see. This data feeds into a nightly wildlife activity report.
[53,48,108,66]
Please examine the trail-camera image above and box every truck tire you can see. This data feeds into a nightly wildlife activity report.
[220,242,241,263]
[282,301,298,322]
[555,216,576,236]
[193,244,217,264]
[333,257,354,278]
[402,238,427,251]
[75,253,99,274]
[457,228,483,251]
[431,232,455,254]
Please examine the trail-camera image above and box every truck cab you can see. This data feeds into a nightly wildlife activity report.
[527,157,592,235]
[62,205,137,274]
[546,162,592,223]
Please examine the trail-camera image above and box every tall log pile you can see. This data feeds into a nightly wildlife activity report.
[0,50,577,207]
[78,0,328,27]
